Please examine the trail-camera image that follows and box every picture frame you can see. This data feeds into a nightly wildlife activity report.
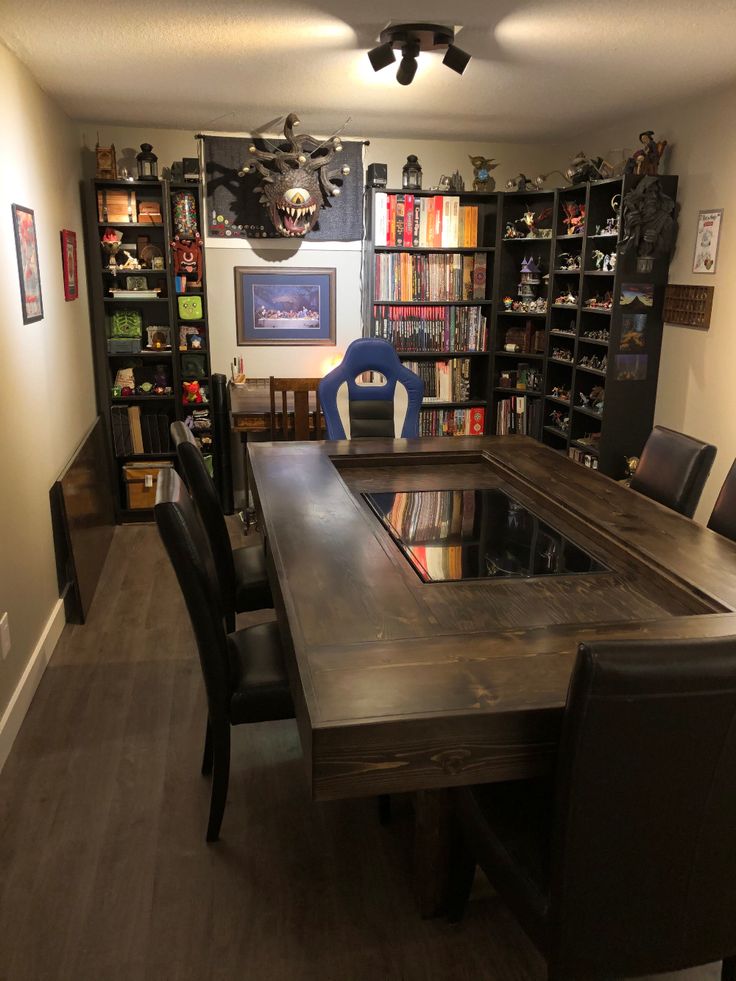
[235,266,336,346]
[60,229,78,301]
[692,209,723,274]
[12,204,44,323]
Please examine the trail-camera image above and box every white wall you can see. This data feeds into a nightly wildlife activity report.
[78,124,557,375]
[0,42,96,736]
[552,81,736,522]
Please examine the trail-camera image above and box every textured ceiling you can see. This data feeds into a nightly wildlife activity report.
[2,0,735,140]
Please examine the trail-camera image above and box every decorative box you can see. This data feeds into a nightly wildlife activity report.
[137,201,163,224]
[123,461,174,509]
[110,309,143,338]
[107,338,141,354]
[504,322,533,353]
[97,189,137,223]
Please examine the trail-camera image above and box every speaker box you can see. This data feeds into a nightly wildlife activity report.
[367,163,388,188]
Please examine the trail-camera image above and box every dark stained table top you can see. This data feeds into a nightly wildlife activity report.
[249,436,736,801]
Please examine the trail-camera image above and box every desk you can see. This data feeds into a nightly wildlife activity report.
[249,436,736,911]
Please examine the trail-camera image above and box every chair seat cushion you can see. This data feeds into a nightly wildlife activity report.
[454,777,553,948]
[227,621,294,725]
[233,544,273,612]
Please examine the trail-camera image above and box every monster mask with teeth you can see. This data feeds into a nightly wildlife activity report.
[239,113,351,238]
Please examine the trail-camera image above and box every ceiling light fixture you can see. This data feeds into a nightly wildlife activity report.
[367,23,471,86]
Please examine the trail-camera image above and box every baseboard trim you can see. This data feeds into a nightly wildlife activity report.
[0,599,66,773]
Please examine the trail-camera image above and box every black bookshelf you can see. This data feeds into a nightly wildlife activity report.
[83,177,213,521]
[364,187,498,437]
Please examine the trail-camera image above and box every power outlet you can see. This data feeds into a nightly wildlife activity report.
[0,612,10,660]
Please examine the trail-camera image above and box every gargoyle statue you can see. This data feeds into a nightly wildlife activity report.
[239,113,351,237]
[469,155,499,191]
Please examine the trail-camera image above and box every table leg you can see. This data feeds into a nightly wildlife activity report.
[413,788,452,918]
[241,432,256,533]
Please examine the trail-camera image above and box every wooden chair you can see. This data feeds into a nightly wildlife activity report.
[269,377,322,440]
[447,635,736,980]
[154,468,294,842]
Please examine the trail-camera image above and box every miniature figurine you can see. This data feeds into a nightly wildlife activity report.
[625,131,667,177]
[619,176,678,263]
[556,252,581,271]
[554,289,578,306]
[549,409,569,432]
[592,249,606,270]
[503,295,513,309]
[564,151,612,184]
[505,174,536,192]
[469,156,498,191]
[561,201,585,235]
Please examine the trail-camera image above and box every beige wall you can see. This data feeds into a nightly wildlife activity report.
[0,42,96,725]
[550,81,736,522]
[78,124,556,376]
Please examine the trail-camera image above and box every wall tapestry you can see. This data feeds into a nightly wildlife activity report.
[203,132,363,242]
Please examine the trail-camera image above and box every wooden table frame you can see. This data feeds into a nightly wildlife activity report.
[249,436,736,911]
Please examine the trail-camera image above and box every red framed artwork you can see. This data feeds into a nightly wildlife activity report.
[60,229,78,301]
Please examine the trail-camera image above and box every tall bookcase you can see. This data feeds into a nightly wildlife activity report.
[364,187,499,436]
[84,177,214,522]
[366,175,678,479]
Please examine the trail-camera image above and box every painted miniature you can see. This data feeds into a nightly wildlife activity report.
[556,252,581,271]
[561,201,585,235]
[554,289,578,306]
[625,131,667,177]
[469,156,498,191]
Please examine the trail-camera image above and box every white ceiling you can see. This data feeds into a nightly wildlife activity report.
[2,0,736,140]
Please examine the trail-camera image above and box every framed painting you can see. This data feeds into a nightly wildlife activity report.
[692,208,723,274]
[60,229,78,301]
[235,267,336,346]
[12,204,44,324]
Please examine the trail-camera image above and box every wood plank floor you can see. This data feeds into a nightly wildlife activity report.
[0,523,719,981]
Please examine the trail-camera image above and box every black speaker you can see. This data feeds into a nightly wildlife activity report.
[367,163,388,188]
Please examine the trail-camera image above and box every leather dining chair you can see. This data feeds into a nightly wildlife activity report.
[269,377,323,440]
[155,468,294,842]
[171,421,272,632]
[318,338,424,439]
[629,424,716,517]
[708,460,736,542]
[447,635,736,981]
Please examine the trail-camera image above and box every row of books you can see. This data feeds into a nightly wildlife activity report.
[111,406,172,456]
[372,305,488,351]
[404,359,471,403]
[375,252,488,302]
[373,193,483,249]
[495,397,543,436]
[388,489,476,542]
[568,447,600,469]
[420,407,485,437]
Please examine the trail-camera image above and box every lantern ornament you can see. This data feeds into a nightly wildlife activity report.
[136,143,158,181]
[402,155,422,190]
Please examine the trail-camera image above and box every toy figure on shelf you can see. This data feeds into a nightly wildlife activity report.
[625,131,667,176]
[518,256,542,299]
[549,410,569,432]
[503,295,514,309]
[592,249,606,270]
[565,151,612,184]
[584,291,613,310]
[101,227,123,268]
[582,328,610,342]
[619,176,678,268]
[505,174,536,192]
[551,347,573,362]
[551,386,570,402]
[171,232,203,287]
[469,155,498,191]
[555,289,578,306]
[518,206,553,238]
[561,201,585,235]
[511,297,547,314]
[556,252,581,271]
[119,251,141,270]
[153,365,172,396]
[182,379,204,404]
[578,353,608,372]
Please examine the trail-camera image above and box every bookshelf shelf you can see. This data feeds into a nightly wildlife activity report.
[576,364,607,377]
[375,246,496,253]
[581,307,612,315]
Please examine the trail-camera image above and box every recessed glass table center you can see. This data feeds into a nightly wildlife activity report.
[364,488,608,583]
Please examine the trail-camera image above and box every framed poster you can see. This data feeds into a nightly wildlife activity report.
[235,267,336,346]
[12,204,44,323]
[692,209,723,274]
[60,229,78,301]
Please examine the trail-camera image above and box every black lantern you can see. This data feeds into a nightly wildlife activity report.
[402,155,422,190]
[136,143,158,181]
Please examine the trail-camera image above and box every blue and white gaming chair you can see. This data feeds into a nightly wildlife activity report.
[319,338,424,439]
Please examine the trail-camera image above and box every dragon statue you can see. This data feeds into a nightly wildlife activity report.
[239,113,351,237]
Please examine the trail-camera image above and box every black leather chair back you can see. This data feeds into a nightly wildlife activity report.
[629,425,716,517]
[708,460,736,542]
[154,468,231,725]
[549,636,736,979]
[171,420,237,620]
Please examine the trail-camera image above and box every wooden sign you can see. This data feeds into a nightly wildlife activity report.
[663,284,714,329]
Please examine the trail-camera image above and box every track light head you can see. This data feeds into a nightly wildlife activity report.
[367,23,470,86]
[396,41,420,86]
[443,43,471,76]
[368,41,396,73]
